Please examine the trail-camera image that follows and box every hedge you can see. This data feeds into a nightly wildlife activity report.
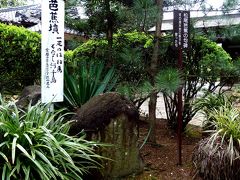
[0,23,41,93]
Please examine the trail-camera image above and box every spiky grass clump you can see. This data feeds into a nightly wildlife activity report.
[192,137,240,180]
[0,98,104,180]
[192,105,240,179]
[194,93,233,129]
[63,61,118,111]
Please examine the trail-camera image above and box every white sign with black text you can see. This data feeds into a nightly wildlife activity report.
[41,0,65,103]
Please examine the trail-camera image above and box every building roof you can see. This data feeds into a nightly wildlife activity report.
[3,4,239,34]
[0,4,40,27]
[149,12,240,32]
[0,4,86,36]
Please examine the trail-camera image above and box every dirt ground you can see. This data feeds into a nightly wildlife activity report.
[127,119,202,180]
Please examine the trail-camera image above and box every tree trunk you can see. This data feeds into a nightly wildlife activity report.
[148,0,164,143]
[105,0,114,66]
[148,92,158,143]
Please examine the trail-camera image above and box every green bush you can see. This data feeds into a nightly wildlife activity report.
[0,97,104,179]
[194,93,234,129]
[68,32,239,131]
[66,31,156,107]
[70,31,152,83]
[0,23,41,93]
[72,31,152,62]
[192,105,240,179]
[163,35,239,131]
[59,61,118,111]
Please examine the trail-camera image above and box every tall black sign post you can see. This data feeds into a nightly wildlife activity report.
[173,9,190,165]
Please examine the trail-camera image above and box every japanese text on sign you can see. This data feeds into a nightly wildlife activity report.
[41,0,65,103]
[173,10,190,49]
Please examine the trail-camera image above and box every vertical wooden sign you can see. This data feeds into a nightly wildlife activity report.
[173,9,190,165]
[173,10,190,49]
[41,0,65,103]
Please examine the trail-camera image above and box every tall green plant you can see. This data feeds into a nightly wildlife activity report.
[194,93,233,129]
[192,105,240,179]
[0,98,104,180]
[163,35,238,131]
[117,68,181,109]
[63,61,118,111]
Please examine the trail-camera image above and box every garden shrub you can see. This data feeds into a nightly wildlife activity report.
[163,35,239,131]
[67,32,239,131]
[67,31,156,108]
[0,97,104,179]
[192,105,240,179]
[71,31,152,82]
[72,31,152,61]
[57,61,118,111]
[0,23,41,93]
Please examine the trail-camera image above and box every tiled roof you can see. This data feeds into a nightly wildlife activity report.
[0,4,85,35]
[0,4,40,27]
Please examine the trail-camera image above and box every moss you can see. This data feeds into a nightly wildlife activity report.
[70,92,143,179]
[69,92,139,136]
[101,114,144,179]
[184,124,202,138]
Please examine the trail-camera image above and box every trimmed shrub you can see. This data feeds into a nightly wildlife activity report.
[66,31,170,109]
[0,23,41,93]
[70,31,152,83]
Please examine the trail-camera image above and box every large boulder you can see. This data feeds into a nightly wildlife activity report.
[16,85,41,108]
[70,92,144,179]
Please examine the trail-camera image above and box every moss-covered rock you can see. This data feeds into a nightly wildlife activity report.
[70,92,144,179]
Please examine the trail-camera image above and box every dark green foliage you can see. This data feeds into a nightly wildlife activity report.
[155,68,182,93]
[82,0,130,34]
[125,0,158,32]
[71,31,152,83]
[0,23,41,93]
[0,97,104,180]
[68,31,181,108]
[163,35,239,131]
[194,93,233,129]
[60,61,118,111]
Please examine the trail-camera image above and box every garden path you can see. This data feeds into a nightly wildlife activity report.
[139,93,204,127]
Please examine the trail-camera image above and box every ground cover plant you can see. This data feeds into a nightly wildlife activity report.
[192,102,240,179]
[0,96,104,180]
[194,93,234,129]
